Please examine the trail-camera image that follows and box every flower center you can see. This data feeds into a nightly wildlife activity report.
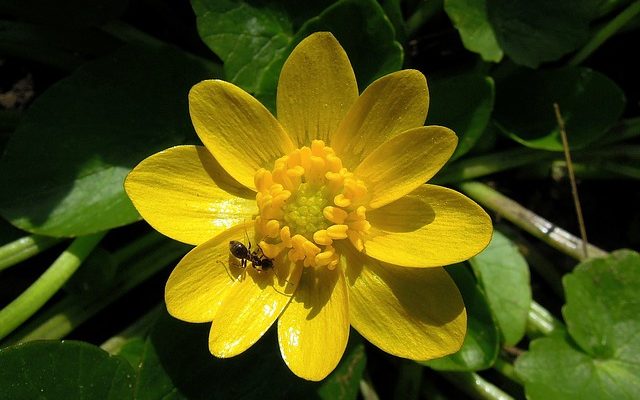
[283,183,331,239]
[254,140,371,269]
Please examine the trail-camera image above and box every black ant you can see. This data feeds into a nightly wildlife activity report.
[229,239,274,272]
[227,235,293,296]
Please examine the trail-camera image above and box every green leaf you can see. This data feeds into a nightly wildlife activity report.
[136,308,363,399]
[426,74,494,160]
[444,0,503,62]
[494,67,625,151]
[487,0,589,67]
[515,250,640,400]
[284,0,403,93]
[517,336,640,400]
[0,0,129,28]
[563,250,640,360]
[193,0,403,110]
[469,231,531,346]
[0,340,135,399]
[379,0,406,42]
[116,337,148,370]
[424,265,499,371]
[192,0,295,95]
[0,45,218,237]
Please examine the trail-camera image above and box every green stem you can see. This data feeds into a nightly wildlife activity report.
[101,20,166,48]
[569,1,640,65]
[360,374,381,400]
[434,148,551,185]
[492,357,523,386]
[440,372,514,400]
[100,303,162,354]
[458,181,608,261]
[527,301,564,338]
[4,239,188,344]
[582,144,640,159]
[602,161,640,179]
[406,0,444,37]
[0,232,105,341]
[597,117,640,145]
[0,235,63,271]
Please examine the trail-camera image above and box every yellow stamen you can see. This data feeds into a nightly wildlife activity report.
[254,140,371,268]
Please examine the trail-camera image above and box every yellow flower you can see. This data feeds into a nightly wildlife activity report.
[124,32,492,381]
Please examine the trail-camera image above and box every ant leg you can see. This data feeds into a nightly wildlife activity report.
[218,260,237,282]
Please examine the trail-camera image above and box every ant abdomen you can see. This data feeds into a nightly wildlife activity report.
[229,240,250,259]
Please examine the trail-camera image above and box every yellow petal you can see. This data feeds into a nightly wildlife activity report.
[332,70,429,170]
[277,32,358,147]
[355,126,457,209]
[165,224,248,323]
[190,80,296,190]
[343,247,466,360]
[365,185,493,268]
[209,254,303,358]
[125,145,256,245]
[277,265,349,381]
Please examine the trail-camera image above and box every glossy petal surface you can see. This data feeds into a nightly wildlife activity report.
[277,32,358,147]
[190,80,295,190]
[366,185,492,267]
[165,225,247,323]
[278,266,350,381]
[344,248,466,360]
[125,145,255,245]
[209,255,302,358]
[332,70,429,169]
[355,126,457,209]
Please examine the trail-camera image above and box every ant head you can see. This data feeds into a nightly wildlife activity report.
[261,257,274,270]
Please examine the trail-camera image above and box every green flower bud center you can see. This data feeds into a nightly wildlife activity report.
[283,183,330,240]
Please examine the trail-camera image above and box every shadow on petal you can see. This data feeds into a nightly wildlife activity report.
[196,146,255,200]
[290,266,340,321]
[368,195,435,233]
[343,243,464,329]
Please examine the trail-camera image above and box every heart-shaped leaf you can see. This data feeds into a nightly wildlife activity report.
[0,340,135,399]
[427,74,494,160]
[135,308,364,399]
[516,250,640,399]
[0,45,217,237]
[486,0,588,67]
[494,67,625,151]
[469,231,531,346]
[193,0,402,110]
[444,0,503,62]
